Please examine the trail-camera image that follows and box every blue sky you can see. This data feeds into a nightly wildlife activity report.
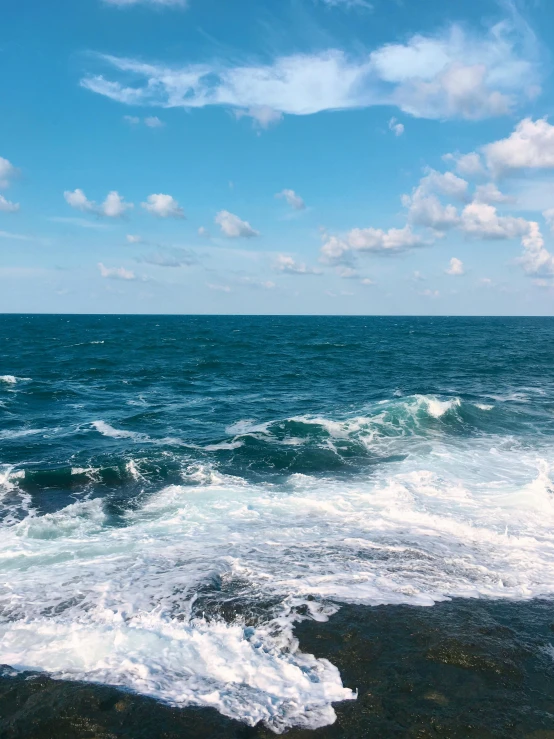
[2,0,554,314]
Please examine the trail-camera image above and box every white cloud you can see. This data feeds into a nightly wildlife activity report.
[124,114,165,127]
[207,283,231,293]
[443,151,486,177]
[64,189,133,217]
[49,216,110,230]
[361,277,375,285]
[404,192,459,230]
[0,230,33,241]
[234,107,283,130]
[483,118,554,176]
[321,225,424,262]
[126,234,142,243]
[198,226,210,238]
[81,18,539,122]
[459,201,529,240]
[0,195,19,213]
[215,210,259,238]
[0,157,18,189]
[236,276,277,290]
[336,266,358,279]
[98,262,136,280]
[144,116,165,128]
[103,0,187,7]
[140,248,197,267]
[316,0,373,10]
[402,169,468,230]
[388,117,404,136]
[419,169,469,200]
[519,221,554,276]
[141,193,184,218]
[445,257,464,275]
[102,190,133,217]
[274,254,321,275]
[348,225,424,252]
[543,208,554,232]
[64,188,95,213]
[276,189,306,210]
[474,182,514,204]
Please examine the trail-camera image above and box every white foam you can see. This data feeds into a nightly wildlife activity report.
[0,375,30,385]
[92,420,146,441]
[4,438,554,730]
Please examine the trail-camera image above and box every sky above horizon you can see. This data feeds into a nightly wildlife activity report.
[3,0,554,314]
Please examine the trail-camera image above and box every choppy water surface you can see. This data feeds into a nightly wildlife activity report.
[2,315,554,734]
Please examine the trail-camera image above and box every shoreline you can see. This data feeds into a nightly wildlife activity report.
[2,597,554,738]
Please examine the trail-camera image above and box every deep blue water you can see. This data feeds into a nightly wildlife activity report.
[2,315,554,732]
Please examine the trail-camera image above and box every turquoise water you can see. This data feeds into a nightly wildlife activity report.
[2,315,554,732]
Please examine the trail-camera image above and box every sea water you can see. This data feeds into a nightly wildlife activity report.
[1,315,554,732]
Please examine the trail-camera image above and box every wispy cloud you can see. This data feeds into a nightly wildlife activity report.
[98,262,136,280]
[276,189,306,210]
[103,0,187,8]
[81,17,540,122]
[49,216,112,230]
[273,254,321,274]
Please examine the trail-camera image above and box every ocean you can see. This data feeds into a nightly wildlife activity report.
[1,314,554,738]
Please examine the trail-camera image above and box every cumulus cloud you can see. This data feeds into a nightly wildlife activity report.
[388,117,404,136]
[321,225,424,262]
[402,169,468,230]
[126,234,142,243]
[443,151,486,177]
[445,257,464,275]
[0,157,18,189]
[276,189,306,210]
[81,17,539,122]
[0,195,20,213]
[64,188,95,213]
[483,118,554,176]
[207,283,231,293]
[404,192,459,230]
[103,190,133,217]
[198,226,210,238]
[64,189,133,217]
[98,262,136,280]
[215,210,259,238]
[474,182,514,204]
[459,201,529,240]
[141,193,184,218]
[274,254,321,274]
[519,222,554,276]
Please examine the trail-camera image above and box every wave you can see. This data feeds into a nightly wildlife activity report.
[0,375,30,385]
[3,441,554,729]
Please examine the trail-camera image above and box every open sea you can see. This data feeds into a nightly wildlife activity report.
[2,315,554,738]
